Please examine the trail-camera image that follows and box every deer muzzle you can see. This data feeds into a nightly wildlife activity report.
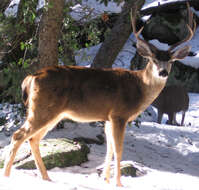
[159,69,169,77]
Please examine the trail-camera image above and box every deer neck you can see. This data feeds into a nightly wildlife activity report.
[137,61,168,105]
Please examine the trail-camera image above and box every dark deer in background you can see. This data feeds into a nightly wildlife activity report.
[152,85,189,125]
[3,3,195,187]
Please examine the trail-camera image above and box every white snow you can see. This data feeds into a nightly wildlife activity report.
[4,0,20,17]
[36,0,46,11]
[70,0,123,21]
[142,0,186,10]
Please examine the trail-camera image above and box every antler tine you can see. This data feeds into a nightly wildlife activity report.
[130,6,146,43]
[168,2,196,52]
[131,7,139,38]
[187,2,196,32]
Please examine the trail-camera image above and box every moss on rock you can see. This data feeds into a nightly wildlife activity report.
[121,163,147,177]
[0,160,3,168]
[0,138,90,170]
[97,161,147,178]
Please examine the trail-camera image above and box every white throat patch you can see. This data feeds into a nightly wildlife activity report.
[152,64,168,80]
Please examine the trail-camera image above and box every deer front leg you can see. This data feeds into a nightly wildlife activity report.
[29,128,50,181]
[157,110,163,124]
[168,112,180,126]
[103,122,113,184]
[110,117,127,187]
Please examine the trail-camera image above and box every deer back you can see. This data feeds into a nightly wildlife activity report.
[22,66,153,122]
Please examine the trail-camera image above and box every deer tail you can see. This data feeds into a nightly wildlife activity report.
[21,75,34,107]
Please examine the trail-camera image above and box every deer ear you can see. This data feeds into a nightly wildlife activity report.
[171,45,191,61]
[136,40,154,58]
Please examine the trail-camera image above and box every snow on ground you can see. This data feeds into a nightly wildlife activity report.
[0,93,199,190]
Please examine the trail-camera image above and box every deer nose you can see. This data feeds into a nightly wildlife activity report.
[159,69,168,77]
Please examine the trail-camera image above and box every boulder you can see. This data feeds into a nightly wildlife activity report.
[0,138,90,170]
[121,163,147,177]
[97,161,147,178]
[142,9,189,45]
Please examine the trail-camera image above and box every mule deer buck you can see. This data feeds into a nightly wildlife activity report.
[152,85,189,126]
[3,3,195,187]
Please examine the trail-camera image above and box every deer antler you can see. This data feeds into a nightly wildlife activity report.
[131,6,157,57]
[168,2,196,52]
[130,6,143,40]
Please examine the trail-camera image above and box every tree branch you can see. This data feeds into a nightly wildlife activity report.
[91,0,145,69]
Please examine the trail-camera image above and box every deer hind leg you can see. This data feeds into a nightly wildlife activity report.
[167,112,174,125]
[4,112,62,178]
[25,108,63,180]
[168,112,180,126]
[108,116,127,187]
[28,127,50,180]
[102,121,113,184]
[3,121,36,177]
[181,111,186,126]
[157,110,163,124]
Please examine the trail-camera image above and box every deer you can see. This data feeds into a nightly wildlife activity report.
[3,3,195,187]
[152,85,189,126]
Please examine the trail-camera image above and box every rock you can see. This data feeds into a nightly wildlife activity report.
[0,117,6,126]
[73,134,104,145]
[142,7,193,45]
[97,161,147,178]
[0,138,90,170]
[167,61,199,93]
[121,163,147,177]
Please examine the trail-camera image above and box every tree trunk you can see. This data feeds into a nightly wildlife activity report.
[91,0,145,69]
[36,0,64,70]
[0,0,12,13]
